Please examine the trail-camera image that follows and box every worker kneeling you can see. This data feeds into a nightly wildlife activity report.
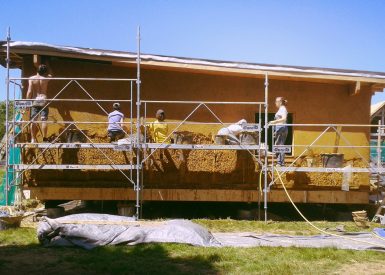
[107,102,125,142]
[217,119,247,144]
[149,109,169,143]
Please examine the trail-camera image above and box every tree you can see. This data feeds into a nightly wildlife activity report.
[0,101,15,139]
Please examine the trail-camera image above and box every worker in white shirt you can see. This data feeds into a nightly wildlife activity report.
[217,119,247,144]
[107,103,125,142]
[269,97,288,166]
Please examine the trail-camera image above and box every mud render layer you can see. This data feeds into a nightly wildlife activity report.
[3,29,385,219]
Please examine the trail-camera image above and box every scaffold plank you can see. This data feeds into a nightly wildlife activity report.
[15,143,116,149]
[14,142,261,151]
[140,143,261,150]
[272,166,376,173]
[12,164,139,170]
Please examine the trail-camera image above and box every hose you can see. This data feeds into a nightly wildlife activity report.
[273,167,385,249]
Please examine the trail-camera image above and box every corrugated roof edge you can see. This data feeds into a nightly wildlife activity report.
[1,40,385,80]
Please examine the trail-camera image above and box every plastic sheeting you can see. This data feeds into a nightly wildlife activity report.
[37,214,385,251]
[214,232,385,252]
[374,228,385,237]
[37,214,221,250]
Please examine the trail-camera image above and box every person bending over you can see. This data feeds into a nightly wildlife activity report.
[217,119,247,144]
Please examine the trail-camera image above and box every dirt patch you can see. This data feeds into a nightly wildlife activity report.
[335,261,385,275]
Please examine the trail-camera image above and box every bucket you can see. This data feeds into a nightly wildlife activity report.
[0,216,22,230]
[306,157,314,167]
[173,132,193,144]
[321,153,344,168]
[215,135,227,145]
[240,131,259,145]
[0,207,23,230]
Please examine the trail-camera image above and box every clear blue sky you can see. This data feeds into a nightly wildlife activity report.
[1,0,385,102]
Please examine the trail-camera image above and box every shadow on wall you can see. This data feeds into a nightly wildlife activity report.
[0,243,221,274]
[26,149,259,188]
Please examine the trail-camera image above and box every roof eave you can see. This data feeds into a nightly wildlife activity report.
[2,41,385,85]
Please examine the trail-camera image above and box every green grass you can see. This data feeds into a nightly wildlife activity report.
[1,221,385,274]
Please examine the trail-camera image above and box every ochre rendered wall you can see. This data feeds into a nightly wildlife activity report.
[21,57,372,191]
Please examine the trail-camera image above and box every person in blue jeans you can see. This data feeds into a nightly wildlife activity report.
[270,97,288,166]
[107,103,125,142]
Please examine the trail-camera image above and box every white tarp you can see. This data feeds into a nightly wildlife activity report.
[37,213,385,252]
[37,214,221,250]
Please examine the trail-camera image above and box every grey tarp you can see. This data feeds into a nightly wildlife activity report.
[37,214,221,250]
[38,214,385,251]
[213,232,385,252]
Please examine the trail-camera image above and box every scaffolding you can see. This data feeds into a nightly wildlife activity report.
[3,28,384,221]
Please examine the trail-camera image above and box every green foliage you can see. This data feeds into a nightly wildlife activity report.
[0,101,6,139]
[0,101,14,139]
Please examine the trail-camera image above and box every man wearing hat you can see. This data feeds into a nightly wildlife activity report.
[149,109,169,143]
[107,102,125,142]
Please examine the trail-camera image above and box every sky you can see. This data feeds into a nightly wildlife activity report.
[1,0,385,102]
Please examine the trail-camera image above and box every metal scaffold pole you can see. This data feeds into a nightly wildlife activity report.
[377,120,382,202]
[264,73,269,222]
[135,26,141,219]
[5,27,11,206]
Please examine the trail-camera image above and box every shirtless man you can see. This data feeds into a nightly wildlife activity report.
[26,64,51,143]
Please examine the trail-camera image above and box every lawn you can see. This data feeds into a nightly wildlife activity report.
[1,221,385,274]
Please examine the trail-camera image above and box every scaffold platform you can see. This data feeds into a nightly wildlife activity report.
[12,164,140,170]
[272,166,377,173]
[15,143,261,151]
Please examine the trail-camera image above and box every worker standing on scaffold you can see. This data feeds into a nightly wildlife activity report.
[26,64,51,143]
[269,97,288,166]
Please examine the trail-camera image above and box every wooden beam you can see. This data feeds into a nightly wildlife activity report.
[371,83,385,93]
[349,81,361,96]
[26,187,369,204]
[33,54,41,68]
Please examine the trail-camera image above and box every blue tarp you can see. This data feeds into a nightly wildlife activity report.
[373,228,385,237]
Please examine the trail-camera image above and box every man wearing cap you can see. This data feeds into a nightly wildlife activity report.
[107,103,125,142]
[149,109,169,143]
